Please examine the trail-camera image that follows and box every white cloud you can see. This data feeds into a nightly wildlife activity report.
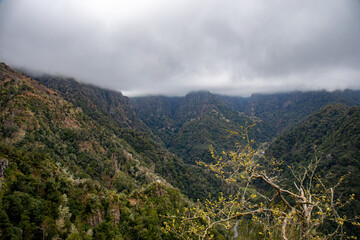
[1,0,359,96]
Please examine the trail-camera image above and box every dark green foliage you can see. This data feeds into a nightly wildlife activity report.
[0,64,194,239]
[243,90,360,134]
[1,64,170,192]
[131,92,276,200]
[266,104,360,236]
[0,143,189,240]
[131,91,275,165]
[2,63,360,239]
[30,73,231,201]
[218,95,249,113]
[34,75,149,133]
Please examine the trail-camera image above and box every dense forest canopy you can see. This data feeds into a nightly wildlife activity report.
[1,63,359,239]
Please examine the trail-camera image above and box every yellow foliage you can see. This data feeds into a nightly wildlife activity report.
[162,125,357,240]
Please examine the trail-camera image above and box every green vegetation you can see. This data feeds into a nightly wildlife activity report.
[241,90,360,134]
[0,143,190,240]
[132,91,275,165]
[1,63,359,239]
[32,75,228,201]
[266,104,360,237]
[0,63,190,239]
[164,126,358,239]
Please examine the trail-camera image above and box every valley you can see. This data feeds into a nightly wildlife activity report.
[1,63,359,239]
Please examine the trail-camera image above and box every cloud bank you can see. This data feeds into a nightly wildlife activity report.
[1,0,360,96]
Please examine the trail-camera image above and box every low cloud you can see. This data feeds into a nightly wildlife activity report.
[1,0,360,96]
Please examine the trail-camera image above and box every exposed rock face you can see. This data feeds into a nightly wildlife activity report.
[0,158,8,177]
[112,206,121,224]
[0,158,9,189]
[86,209,104,227]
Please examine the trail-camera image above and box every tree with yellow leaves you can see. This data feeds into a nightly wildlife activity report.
[162,124,357,240]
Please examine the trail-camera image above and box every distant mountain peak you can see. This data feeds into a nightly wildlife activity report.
[186,90,212,96]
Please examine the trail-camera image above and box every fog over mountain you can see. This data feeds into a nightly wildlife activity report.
[1,0,360,96]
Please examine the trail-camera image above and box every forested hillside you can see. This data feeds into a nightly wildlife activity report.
[131,90,360,166]
[266,104,360,236]
[132,91,274,165]
[22,69,227,201]
[0,144,189,239]
[1,63,359,239]
[0,63,217,239]
[131,89,360,238]
[33,75,153,136]
[242,91,360,133]
[1,63,170,191]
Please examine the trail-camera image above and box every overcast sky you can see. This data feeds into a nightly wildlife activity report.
[1,0,360,97]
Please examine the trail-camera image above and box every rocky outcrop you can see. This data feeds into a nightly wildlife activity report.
[0,158,9,189]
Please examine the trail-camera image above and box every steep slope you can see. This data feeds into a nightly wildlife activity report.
[174,91,227,124]
[0,63,193,239]
[1,63,162,188]
[0,144,192,240]
[33,75,153,136]
[218,95,249,112]
[266,104,360,236]
[130,95,182,145]
[132,90,360,166]
[243,90,360,134]
[132,91,275,164]
[23,70,227,201]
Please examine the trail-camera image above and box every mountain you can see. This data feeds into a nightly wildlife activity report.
[131,90,360,166]
[0,143,190,240]
[131,91,275,165]
[31,75,153,136]
[217,95,249,113]
[128,95,182,146]
[0,63,198,239]
[132,90,360,237]
[266,104,360,236]
[23,70,228,201]
[237,90,360,134]
[1,63,165,187]
[2,62,360,238]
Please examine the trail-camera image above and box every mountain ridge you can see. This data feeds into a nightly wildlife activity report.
[265,103,360,236]
[20,67,227,201]
[2,63,360,238]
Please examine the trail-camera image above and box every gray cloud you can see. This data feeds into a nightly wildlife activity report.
[1,0,360,96]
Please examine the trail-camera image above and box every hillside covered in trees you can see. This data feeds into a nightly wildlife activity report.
[1,63,359,239]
